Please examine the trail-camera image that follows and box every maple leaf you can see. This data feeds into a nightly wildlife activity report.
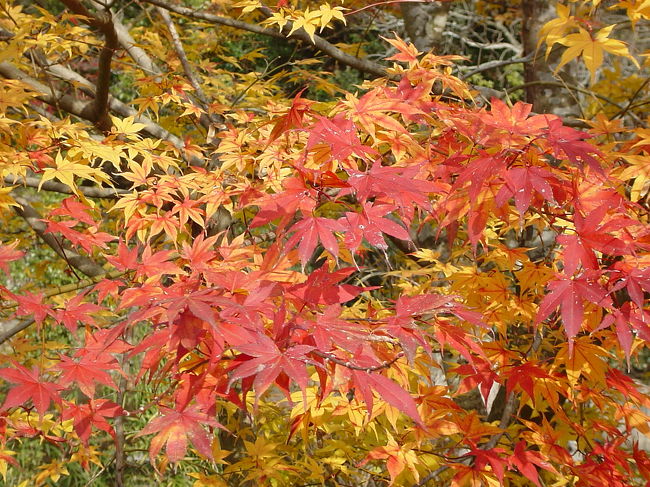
[383,34,421,64]
[556,26,639,82]
[287,8,320,42]
[53,294,103,333]
[465,447,508,485]
[544,119,603,174]
[504,361,551,399]
[285,215,346,267]
[497,165,558,215]
[381,294,454,359]
[509,440,559,487]
[0,363,63,415]
[137,405,224,463]
[306,115,377,163]
[251,177,318,228]
[609,261,650,309]
[535,273,611,345]
[288,265,372,306]
[105,241,139,271]
[40,152,109,195]
[485,98,552,139]
[361,437,420,485]
[49,197,96,226]
[0,241,22,273]
[231,334,313,402]
[56,354,119,398]
[350,368,423,426]
[13,291,52,326]
[267,88,313,144]
[341,202,411,253]
[308,305,370,352]
[345,161,445,217]
[558,205,633,275]
[343,88,421,139]
[62,399,123,444]
[134,246,184,281]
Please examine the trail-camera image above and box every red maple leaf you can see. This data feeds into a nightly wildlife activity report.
[536,273,612,345]
[288,266,372,306]
[56,354,119,398]
[509,440,558,487]
[137,405,224,463]
[307,115,377,162]
[54,294,103,332]
[345,161,445,220]
[105,241,139,271]
[180,233,218,275]
[62,399,123,444]
[49,196,96,226]
[285,216,346,266]
[268,87,312,144]
[544,118,603,174]
[341,202,411,253]
[135,246,183,280]
[0,241,23,273]
[251,176,317,228]
[558,205,633,275]
[350,367,423,426]
[13,291,52,326]
[0,363,63,415]
[497,165,560,215]
[231,334,313,401]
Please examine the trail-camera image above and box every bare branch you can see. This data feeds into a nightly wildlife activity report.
[156,8,208,108]
[460,52,534,80]
[89,0,162,77]
[156,7,222,126]
[140,0,390,79]
[0,319,34,346]
[60,0,119,131]
[4,175,128,199]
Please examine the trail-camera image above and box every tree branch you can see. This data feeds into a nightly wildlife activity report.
[0,268,127,345]
[460,52,534,80]
[60,0,119,131]
[0,319,34,346]
[12,194,106,278]
[140,0,390,79]
[5,175,127,199]
[89,0,162,77]
[0,62,185,151]
[156,7,222,127]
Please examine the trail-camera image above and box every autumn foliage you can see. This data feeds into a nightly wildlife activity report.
[0,0,650,486]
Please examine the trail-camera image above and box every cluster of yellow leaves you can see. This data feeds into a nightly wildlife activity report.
[539,3,639,82]
[263,3,346,42]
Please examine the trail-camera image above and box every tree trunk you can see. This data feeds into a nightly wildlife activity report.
[400,2,451,52]
[521,0,581,117]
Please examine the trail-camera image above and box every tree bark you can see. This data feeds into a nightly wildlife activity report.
[400,2,451,53]
[521,0,581,117]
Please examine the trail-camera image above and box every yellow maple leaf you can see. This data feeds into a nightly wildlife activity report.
[556,26,640,82]
[287,8,321,43]
[40,152,110,194]
[0,186,18,210]
[111,115,147,138]
[539,3,578,56]
[318,4,346,32]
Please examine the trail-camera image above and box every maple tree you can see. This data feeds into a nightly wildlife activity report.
[0,0,649,486]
